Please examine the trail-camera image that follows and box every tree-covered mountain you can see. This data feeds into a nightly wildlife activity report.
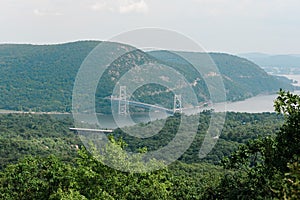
[0,41,295,113]
[149,51,295,101]
[0,41,99,112]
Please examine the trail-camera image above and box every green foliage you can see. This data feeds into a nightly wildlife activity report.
[0,114,80,169]
[0,142,173,199]
[280,161,300,200]
[0,41,99,112]
[274,89,300,115]
[0,104,295,199]
[113,112,283,164]
[50,189,88,200]
[274,89,300,171]
[208,90,300,199]
[0,112,281,172]
[75,147,171,199]
[0,155,75,200]
[168,161,224,200]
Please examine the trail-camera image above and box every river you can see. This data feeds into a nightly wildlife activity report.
[1,74,300,128]
[64,74,300,128]
[211,74,300,113]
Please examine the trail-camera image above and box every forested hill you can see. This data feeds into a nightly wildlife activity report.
[0,41,99,112]
[0,41,295,112]
[149,51,294,101]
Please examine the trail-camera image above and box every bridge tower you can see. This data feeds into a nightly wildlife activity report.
[173,94,182,113]
[118,86,128,115]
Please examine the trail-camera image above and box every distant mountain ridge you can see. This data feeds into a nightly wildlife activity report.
[239,52,300,74]
[0,41,295,113]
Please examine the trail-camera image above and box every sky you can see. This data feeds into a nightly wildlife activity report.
[0,0,300,54]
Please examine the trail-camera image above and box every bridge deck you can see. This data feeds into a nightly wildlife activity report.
[69,128,113,133]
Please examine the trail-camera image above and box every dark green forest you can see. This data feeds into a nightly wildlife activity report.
[0,91,299,199]
[0,111,282,170]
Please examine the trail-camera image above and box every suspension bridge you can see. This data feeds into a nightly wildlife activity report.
[70,86,210,132]
[111,86,183,115]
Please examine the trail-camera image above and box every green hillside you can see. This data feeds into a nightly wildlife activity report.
[0,41,295,113]
[0,41,99,112]
[149,51,295,101]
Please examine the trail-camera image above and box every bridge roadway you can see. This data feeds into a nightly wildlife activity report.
[111,97,173,113]
[110,97,210,114]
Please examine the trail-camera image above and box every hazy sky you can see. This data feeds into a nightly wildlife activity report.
[1,0,300,54]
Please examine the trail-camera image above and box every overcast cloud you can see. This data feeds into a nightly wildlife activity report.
[0,0,299,54]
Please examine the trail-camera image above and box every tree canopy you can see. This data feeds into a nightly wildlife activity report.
[207,90,300,199]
